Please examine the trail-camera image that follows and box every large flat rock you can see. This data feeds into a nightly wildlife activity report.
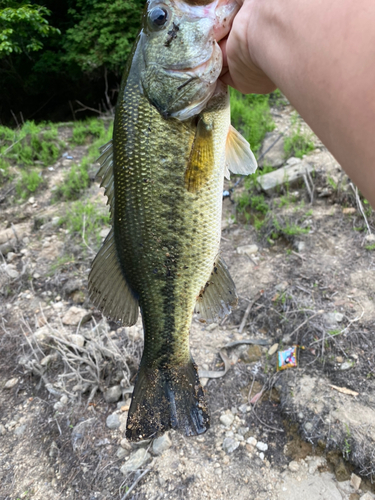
[258,159,313,193]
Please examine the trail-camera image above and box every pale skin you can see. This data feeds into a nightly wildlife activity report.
[220,0,375,208]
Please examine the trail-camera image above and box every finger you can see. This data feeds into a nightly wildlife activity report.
[219,70,235,88]
[219,37,228,68]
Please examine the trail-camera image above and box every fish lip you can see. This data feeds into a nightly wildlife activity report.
[163,52,213,74]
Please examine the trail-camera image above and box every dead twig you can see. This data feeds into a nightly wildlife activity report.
[350,182,372,234]
[289,310,324,337]
[238,292,261,333]
[303,171,314,204]
[75,100,102,115]
[120,469,151,500]
[198,349,230,379]
[103,67,114,117]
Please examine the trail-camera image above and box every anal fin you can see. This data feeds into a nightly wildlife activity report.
[88,229,139,325]
[194,256,238,323]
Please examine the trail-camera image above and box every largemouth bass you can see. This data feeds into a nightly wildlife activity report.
[89,0,257,441]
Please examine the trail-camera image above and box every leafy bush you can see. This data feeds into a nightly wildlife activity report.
[284,113,315,158]
[0,0,144,123]
[53,119,113,200]
[54,163,90,201]
[71,118,106,145]
[0,2,60,56]
[63,0,143,73]
[230,89,275,154]
[16,169,43,198]
[0,120,62,167]
[59,200,110,246]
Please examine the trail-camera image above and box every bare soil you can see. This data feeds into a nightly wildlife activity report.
[0,104,374,500]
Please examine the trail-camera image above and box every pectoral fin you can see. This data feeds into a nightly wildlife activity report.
[88,229,139,325]
[225,125,257,177]
[194,256,238,323]
[185,116,214,192]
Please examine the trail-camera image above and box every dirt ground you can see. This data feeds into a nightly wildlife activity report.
[0,103,375,500]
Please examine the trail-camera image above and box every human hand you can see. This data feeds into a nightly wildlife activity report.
[219,0,277,94]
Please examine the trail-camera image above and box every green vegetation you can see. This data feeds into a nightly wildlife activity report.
[63,0,143,73]
[271,216,310,238]
[230,89,275,154]
[327,175,338,190]
[53,120,112,200]
[59,200,110,247]
[0,121,62,167]
[284,113,315,159]
[0,2,60,56]
[16,170,44,199]
[54,162,90,201]
[71,118,106,145]
[0,117,112,202]
[0,120,63,197]
[0,0,144,124]
[343,424,352,459]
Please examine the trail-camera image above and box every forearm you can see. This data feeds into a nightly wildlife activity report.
[226,0,375,207]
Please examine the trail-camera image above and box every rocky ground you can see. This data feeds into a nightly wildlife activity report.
[0,103,375,500]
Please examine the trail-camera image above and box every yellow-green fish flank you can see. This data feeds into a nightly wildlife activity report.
[88,0,257,441]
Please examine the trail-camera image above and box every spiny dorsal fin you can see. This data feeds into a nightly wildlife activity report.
[88,229,139,325]
[225,125,257,178]
[96,140,115,216]
[185,116,214,192]
[194,255,238,323]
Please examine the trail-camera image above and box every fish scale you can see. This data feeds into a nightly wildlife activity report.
[88,0,257,441]
[114,71,223,366]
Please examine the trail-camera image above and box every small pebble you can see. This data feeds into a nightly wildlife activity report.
[256,441,268,452]
[14,424,27,436]
[120,438,132,450]
[222,437,240,454]
[4,378,19,389]
[341,361,353,370]
[120,449,151,474]
[268,343,279,356]
[103,385,122,404]
[152,433,172,455]
[106,413,120,430]
[350,473,361,490]
[246,437,257,447]
[289,461,300,472]
[116,447,130,459]
[220,412,235,427]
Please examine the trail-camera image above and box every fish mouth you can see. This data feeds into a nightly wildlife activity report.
[164,52,214,74]
[163,42,221,82]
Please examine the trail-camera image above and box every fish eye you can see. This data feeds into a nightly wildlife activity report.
[148,7,169,30]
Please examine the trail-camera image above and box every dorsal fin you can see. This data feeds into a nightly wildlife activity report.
[88,229,139,325]
[225,125,257,178]
[96,140,115,216]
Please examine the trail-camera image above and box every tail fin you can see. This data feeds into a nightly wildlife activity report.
[125,360,210,441]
